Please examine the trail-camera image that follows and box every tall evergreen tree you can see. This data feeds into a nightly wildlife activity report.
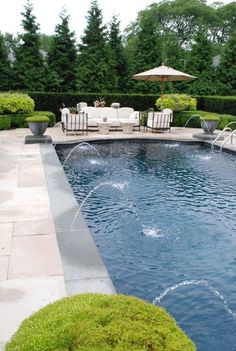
[13,1,45,91]
[47,9,77,92]
[108,15,129,92]
[218,31,236,95]
[187,28,217,95]
[0,33,12,90]
[127,19,161,93]
[77,0,112,92]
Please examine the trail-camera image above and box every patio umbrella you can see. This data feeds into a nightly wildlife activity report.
[132,63,196,109]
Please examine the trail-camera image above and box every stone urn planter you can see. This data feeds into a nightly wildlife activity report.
[200,116,220,134]
[25,116,50,136]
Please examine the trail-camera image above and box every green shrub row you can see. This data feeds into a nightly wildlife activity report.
[0,111,55,130]
[1,92,234,126]
[172,110,236,129]
[26,92,235,122]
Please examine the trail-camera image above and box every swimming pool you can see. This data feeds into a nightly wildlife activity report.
[58,141,236,351]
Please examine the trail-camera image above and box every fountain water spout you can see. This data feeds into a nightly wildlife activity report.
[70,181,127,229]
[63,142,101,167]
[184,114,201,128]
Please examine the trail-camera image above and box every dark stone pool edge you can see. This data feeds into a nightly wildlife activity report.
[40,144,116,296]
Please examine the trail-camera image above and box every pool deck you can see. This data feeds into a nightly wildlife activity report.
[0,126,235,349]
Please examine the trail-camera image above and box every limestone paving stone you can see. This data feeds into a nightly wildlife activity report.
[13,218,55,237]
[8,234,63,279]
[0,256,9,281]
[0,202,52,223]
[0,223,13,256]
[18,164,46,187]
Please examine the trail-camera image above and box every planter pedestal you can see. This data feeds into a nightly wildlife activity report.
[192,133,224,141]
[25,135,52,144]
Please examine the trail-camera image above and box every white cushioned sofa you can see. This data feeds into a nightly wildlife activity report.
[81,106,140,130]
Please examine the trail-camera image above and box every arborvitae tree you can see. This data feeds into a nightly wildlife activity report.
[126,20,161,93]
[13,1,45,91]
[77,0,112,92]
[108,15,129,92]
[0,33,12,90]
[218,31,236,95]
[187,28,217,95]
[47,10,78,92]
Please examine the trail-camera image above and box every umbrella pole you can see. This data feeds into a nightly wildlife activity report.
[160,79,164,111]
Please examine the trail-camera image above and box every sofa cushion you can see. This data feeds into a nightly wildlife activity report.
[82,107,100,119]
[117,107,134,120]
[99,107,118,119]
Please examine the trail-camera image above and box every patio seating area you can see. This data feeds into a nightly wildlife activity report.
[61,106,174,135]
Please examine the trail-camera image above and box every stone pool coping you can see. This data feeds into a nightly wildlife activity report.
[1,126,236,349]
[40,144,116,296]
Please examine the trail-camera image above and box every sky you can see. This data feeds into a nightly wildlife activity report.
[0,0,234,41]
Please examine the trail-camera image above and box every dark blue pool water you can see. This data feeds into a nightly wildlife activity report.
[58,141,236,351]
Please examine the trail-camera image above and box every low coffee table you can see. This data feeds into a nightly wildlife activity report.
[121,121,135,134]
[98,122,110,134]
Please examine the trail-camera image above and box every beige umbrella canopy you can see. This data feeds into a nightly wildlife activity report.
[132,64,196,108]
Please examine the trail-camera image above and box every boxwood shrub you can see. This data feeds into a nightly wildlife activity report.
[0,93,34,114]
[156,94,197,111]
[6,293,196,351]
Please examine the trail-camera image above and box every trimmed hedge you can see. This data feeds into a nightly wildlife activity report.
[196,96,236,116]
[0,111,55,130]
[6,293,196,351]
[26,92,235,122]
[27,92,158,121]
[0,115,11,130]
[173,110,236,130]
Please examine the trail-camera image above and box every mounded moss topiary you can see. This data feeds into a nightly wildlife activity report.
[6,293,196,351]
[25,115,50,123]
[199,116,220,121]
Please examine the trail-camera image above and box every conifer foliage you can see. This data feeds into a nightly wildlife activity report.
[47,9,78,92]
[108,15,129,92]
[13,0,45,91]
[0,0,235,96]
[0,33,12,91]
[77,0,112,92]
